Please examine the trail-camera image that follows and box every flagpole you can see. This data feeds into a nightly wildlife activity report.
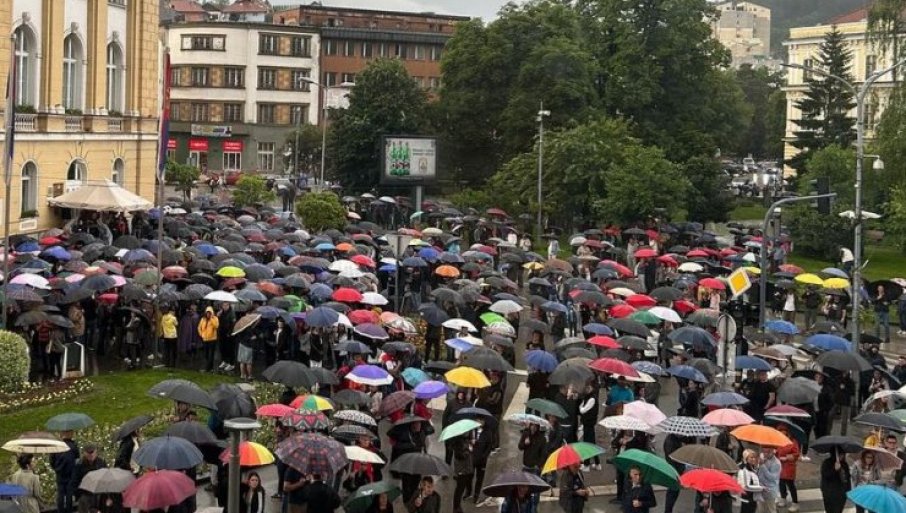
[154,49,171,347]
[2,34,17,330]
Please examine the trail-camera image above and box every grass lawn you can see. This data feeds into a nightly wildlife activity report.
[0,368,234,443]
[789,244,905,282]
[730,202,768,222]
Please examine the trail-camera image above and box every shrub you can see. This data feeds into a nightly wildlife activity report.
[295,192,347,232]
[0,331,29,393]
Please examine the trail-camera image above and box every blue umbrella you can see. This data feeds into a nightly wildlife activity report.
[541,301,568,314]
[314,242,336,252]
[847,484,906,513]
[402,256,428,268]
[440,252,464,264]
[631,360,665,376]
[444,338,477,353]
[378,264,397,273]
[279,246,297,257]
[524,350,558,372]
[821,267,850,279]
[418,247,440,262]
[413,380,448,399]
[806,334,851,352]
[0,483,27,496]
[402,368,429,387]
[15,241,39,252]
[196,243,218,256]
[122,249,155,263]
[764,320,799,335]
[735,355,773,371]
[668,326,717,349]
[255,306,285,319]
[132,436,203,470]
[40,246,72,261]
[305,306,340,327]
[309,283,333,301]
[701,391,750,407]
[667,365,708,383]
[583,322,614,336]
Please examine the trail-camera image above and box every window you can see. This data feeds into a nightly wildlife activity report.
[111,158,124,186]
[63,35,83,110]
[191,103,208,122]
[866,55,878,79]
[413,45,426,60]
[259,34,278,54]
[257,104,275,123]
[169,66,180,87]
[343,40,356,57]
[258,68,277,89]
[341,73,355,84]
[866,101,879,131]
[223,103,243,122]
[106,43,123,112]
[223,151,241,171]
[166,148,176,162]
[224,67,244,88]
[394,43,407,59]
[182,35,225,51]
[428,77,441,89]
[20,162,37,215]
[67,160,87,182]
[323,72,337,87]
[361,41,373,58]
[291,36,311,57]
[292,69,311,91]
[191,67,209,87]
[257,142,275,171]
[323,39,337,56]
[430,45,443,61]
[378,43,388,57]
[291,104,309,125]
[13,27,35,106]
[803,58,814,81]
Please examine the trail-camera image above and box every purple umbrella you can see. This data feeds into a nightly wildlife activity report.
[345,364,393,386]
[40,246,72,261]
[413,380,448,399]
[353,322,389,340]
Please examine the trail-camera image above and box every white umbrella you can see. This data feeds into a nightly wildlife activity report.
[378,196,396,204]
[339,269,365,279]
[361,292,389,306]
[422,227,443,237]
[442,318,477,332]
[678,262,704,273]
[742,253,757,263]
[609,287,636,297]
[344,445,385,464]
[10,274,50,289]
[570,236,588,247]
[485,322,516,337]
[622,401,667,426]
[346,211,361,220]
[2,438,70,454]
[599,414,653,432]
[490,300,523,315]
[648,306,681,323]
[204,291,238,303]
[336,313,353,328]
[329,260,359,273]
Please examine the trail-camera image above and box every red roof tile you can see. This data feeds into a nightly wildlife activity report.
[222,0,270,13]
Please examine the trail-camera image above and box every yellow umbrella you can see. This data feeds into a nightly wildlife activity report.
[216,266,246,278]
[793,273,823,286]
[522,262,544,271]
[444,366,491,388]
[742,266,761,275]
[823,277,850,289]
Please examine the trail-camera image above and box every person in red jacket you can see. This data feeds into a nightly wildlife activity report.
[775,423,801,512]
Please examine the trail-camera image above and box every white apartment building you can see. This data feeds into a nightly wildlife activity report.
[712,1,773,68]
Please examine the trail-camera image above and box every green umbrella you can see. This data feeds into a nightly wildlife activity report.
[284,295,306,313]
[410,211,424,221]
[480,312,508,326]
[439,419,481,442]
[526,398,568,419]
[630,310,661,326]
[890,409,906,423]
[613,448,680,489]
[134,270,161,286]
[344,481,401,513]
[46,413,95,432]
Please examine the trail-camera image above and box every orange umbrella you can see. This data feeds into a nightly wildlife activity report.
[258,281,284,296]
[435,265,461,278]
[336,242,355,253]
[731,424,792,447]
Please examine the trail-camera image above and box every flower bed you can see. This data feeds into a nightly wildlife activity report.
[0,379,95,414]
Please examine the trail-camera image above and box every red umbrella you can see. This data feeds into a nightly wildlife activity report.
[255,403,295,418]
[486,208,508,217]
[634,248,658,259]
[657,255,678,267]
[719,248,737,257]
[585,240,605,249]
[98,293,119,304]
[600,260,633,277]
[40,236,63,246]
[610,304,637,319]
[673,300,697,315]
[686,249,709,258]
[350,255,376,268]
[162,266,188,280]
[476,245,497,256]
[779,264,804,275]
[348,309,380,325]
[764,405,811,418]
[680,468,743,493]
[589,358,639,378]
[332,288,364,303]
[587,336,620,349]
[626,294,657,308]
[258,281,284,296]
[123,470,195,510]
[645,229,659,240]
[698,278,725,291]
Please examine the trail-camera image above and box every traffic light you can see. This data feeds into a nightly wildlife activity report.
[809,176,831,214]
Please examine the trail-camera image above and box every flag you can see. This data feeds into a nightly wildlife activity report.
[156,51,171,183]
[3,34,17,188]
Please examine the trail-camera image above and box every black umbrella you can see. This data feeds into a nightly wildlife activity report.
[649,286,683,302]
[262,360,312,388]
[522,319,550,333]
[59,287,93,304]
[113,415,153,441]
[811,435,864,454]
[47,315,74,328]
[816,350,872,372]
[424,360,455,374]
[331,425,377,441]
[382,341,416,355]
[14,310,49,326]
[211,383,255,419]
[617,336,650,351]
[777,377,821,404]
[482,471,550,497]
[333,389,371,407]
[113,235,141,249]
[867,280,904,302]
[133,436,204,470]
[389,452,451,476]
[153,383,216,410]
[80,274,116,292]
[854,412,906,433]
[460,347,514,372]
[549,358,595,386]
[148,379,200,397]
[607,318,650,337]
[164,421,218,445]
[418,304,450,326]
[844,333,884,346]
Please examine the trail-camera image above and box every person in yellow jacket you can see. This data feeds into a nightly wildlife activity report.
[161,307,179,368]
[198,306,219,372]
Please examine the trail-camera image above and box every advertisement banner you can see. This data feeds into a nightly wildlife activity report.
[223,140,243,152]
[188,138,209,151]
[191,124,232,137]
[167,139,177,150]
[381,136,436,184]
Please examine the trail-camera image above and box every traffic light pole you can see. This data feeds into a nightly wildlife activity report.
[758,193,837,329]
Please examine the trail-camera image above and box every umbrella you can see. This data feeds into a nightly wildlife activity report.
[482,471,551,497]
[445,367,491,388]
[79,468,136,494]
[631,361,665,376]
[658,416,716,438]
[255,404,295,418]
[333,390,372,408]
[45,413,95,431]
[680,468,743,493]
[122,470,195,510]
[702,408,754,427]
[276,432,348,476]
[526,398,568,418]
[151,383,216,410]
[817,350,872,372]
[133,436,204,470]
[599,415,653,432]
[764,320,799,335]
[549,359,595,386]
[505,413,551,431]
[811,435,864,454]
[525,350,558,372]
[622,401,667,427]
[614,449,680,489]
[701,392,750,407]
[541,442,605,474]
[413,380,448,399]
[735,355,773,371]
[731,425,792,447]
[777,377,822,404]
[401,368,430,387]
[346,365,393,387]
[589,358,639,378]
[262,360,313,388]
[666,365,708,383]
[439,419,481,442]
[219,441,275,467]
[669,444,739,473]
[765,405,811,418]
[849,485,906,513]
[334,410,377,427]
[112,415,153,441]
[389,453,451,476]
[607,318,650,337]
[344,481,401,513]
[290,394,335,411]
[164,421,217,445]
[461,348,514,372]
[214,390,255,420]
[854,412,906,432]
[331,425,378,442]
[379,391,416,417]
[806,334,851,352]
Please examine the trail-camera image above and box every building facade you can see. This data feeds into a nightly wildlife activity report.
[712,1,773,68]
[162,22,320,175]
[1,0,160,235]
[783,9,898,173]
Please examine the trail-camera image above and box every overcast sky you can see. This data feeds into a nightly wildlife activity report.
[270,0,518,20]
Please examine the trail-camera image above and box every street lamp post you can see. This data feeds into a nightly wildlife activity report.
[384,233,413,313]
[224,417,261,513]
[784,57,906,349]
[536,102,550,243]
[302,79,355,191]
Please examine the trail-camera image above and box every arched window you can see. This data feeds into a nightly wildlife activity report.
[112,158,124,185]
[62,35,83,110]
[67,160,87,182]
[106,43,123,112]
[13,26,36,106]
[20,162,37,215]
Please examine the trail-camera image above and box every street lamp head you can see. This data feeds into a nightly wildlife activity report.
[873,158,885,171]
[538,110,551,117]
[338,81,356,88]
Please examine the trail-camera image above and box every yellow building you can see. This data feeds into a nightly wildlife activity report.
[783,8,898,174]
[0,0,159,235]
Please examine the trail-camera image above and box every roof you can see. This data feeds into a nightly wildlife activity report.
[278,3,469,22]
[321,27,453,45]
[168,0,206,13]
[222,0,270,13]
[829,7,869,24]
[48,181,153,212]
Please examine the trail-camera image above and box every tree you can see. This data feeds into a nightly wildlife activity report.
[731,65,785,159]
[595,145,689,224]
[873,85,906,207]
[283,125,323,177]
[789,26,856,174]
[884,186,906,253]
[329,59,428,192]
[798,144,856,206]
[295,192,347,232]
[682,156,734,223]
[785,204,852,260]
[868,0,906,83]
[231,175,275,207]
[164,160,200,200]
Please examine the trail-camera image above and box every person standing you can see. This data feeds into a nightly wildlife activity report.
[737,449,763,513]
[9,455,41,513]
[451,434,474,513]
[775,425,800,512]
[217,302,237,371]
[301,474,341,513]
[239,472,266,513]
[519,424,546,474]
[578,383,601,470]
[897,292,906,337]
[820,449,850,513]
[558,464,589,513]
[74,444,107,513]
[115,428,141,475]
[746,370,775,423]
[178,303,200,360]
[621,467,655,513]
[469,419,494,505]
[547,238,560,261]
[51,430,79,513]
[874,285,892,344]
[756,447,780,513]
[850,450,881,513]
[197,306,220,372]
[406,477,440,513]
[782,290,796,323]
[68,303,86,346]
[662,434,684,513]
[802,287,821,331]
[814,372,835,439]
[160,307,178,368]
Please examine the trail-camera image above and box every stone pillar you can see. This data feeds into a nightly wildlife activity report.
[85,0,108,113]
[40,0,65,111]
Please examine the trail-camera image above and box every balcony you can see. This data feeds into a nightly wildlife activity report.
[15,113,37,132]
[107,117,123,132]
[64,115,84,132]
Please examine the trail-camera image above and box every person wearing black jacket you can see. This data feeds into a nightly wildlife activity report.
[217,302,236,371]
[661,434,685,513]
[578,384,600,469]
[477,373,504,450]
[424,324,442,362]
[74,444,107,513]
[443,390,469,465]
[519,425,546,473]
[820,449,850,513]
[301,475,341,513]
[611,431,648,505]
[406,476,440,513]
[554,386,580,443]
[114,431,140,475]
[50,431,79,513]
[621,467,656,513]
[470,419,494,504]
[814,372,835,438]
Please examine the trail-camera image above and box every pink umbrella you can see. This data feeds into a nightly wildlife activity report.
[765,405,811,418]
[623,400,667,426]
[702,408,755,427]
[123,470,195,510]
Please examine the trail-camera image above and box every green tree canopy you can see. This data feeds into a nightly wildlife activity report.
[329,59,428,192]
[283,124,323,177]
[164,160,200,200]
[232,175,276,207]
[798,144,856,206]
[682,156,734,224]
[874,85,906,207]
[731,65,785,159]
[295,192,347,232]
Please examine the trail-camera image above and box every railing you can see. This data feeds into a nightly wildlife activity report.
[14,113,37,132]
[64,115,83,132]
[107,117,123,132]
